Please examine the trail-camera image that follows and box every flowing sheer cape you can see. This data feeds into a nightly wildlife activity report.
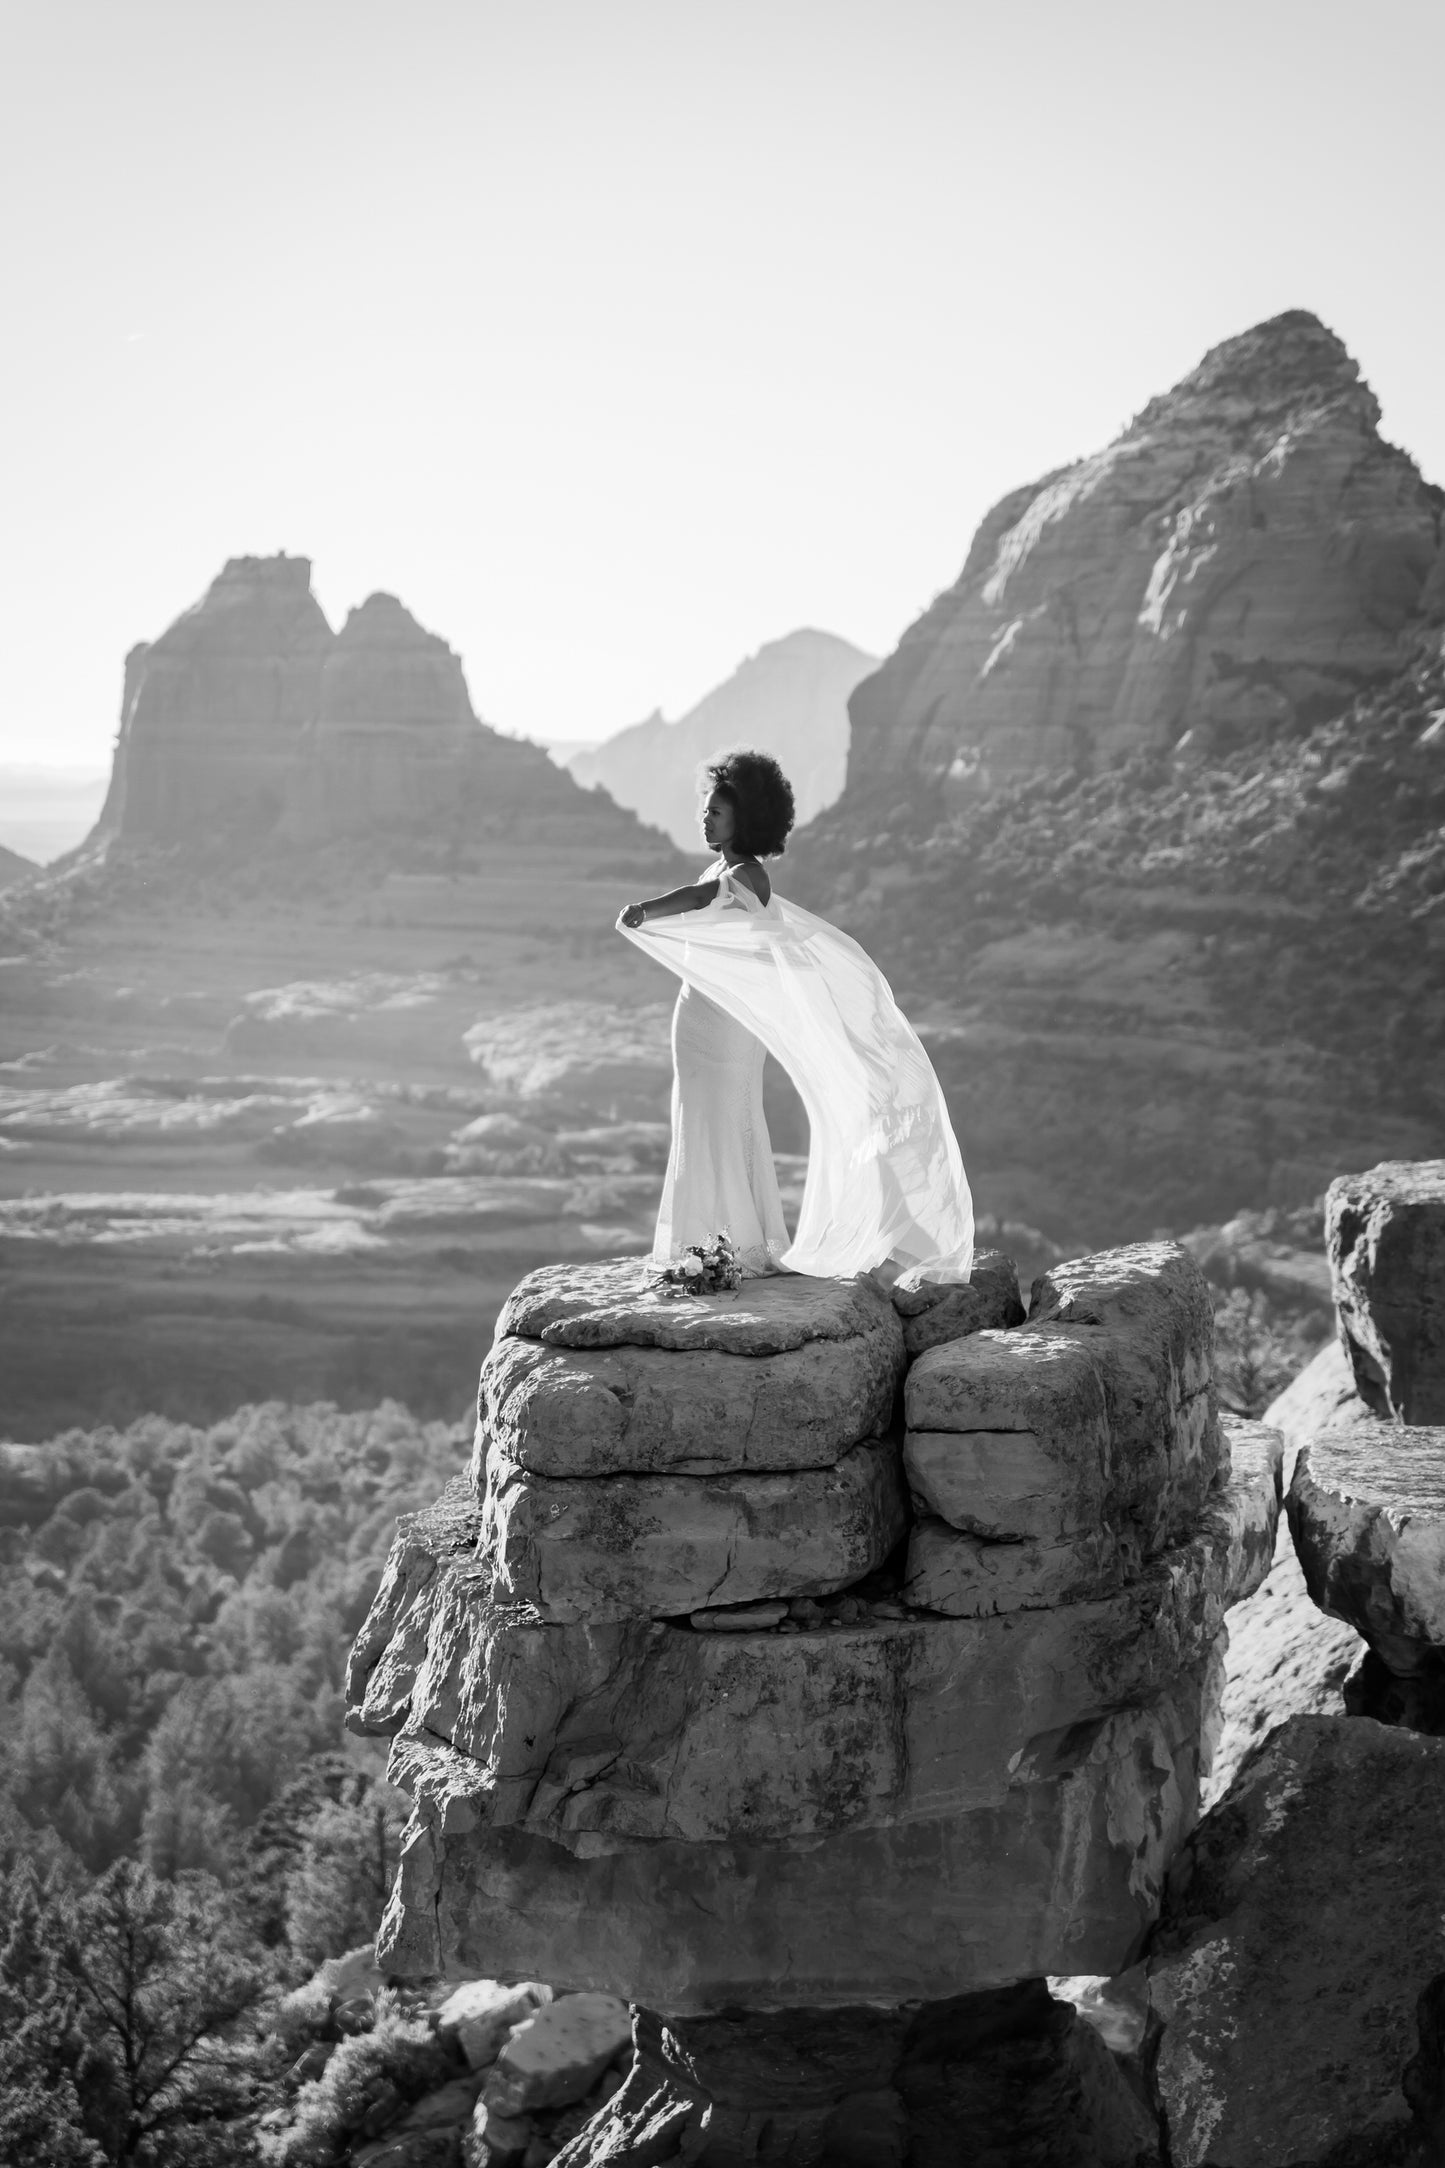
[619,870,973,1285]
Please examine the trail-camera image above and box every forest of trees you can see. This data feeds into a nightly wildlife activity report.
[0,1400,467,2161]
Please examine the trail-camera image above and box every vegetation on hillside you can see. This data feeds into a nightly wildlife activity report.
[0,1400,465,2160]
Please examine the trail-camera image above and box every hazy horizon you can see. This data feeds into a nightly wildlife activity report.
[4,0,1442,775]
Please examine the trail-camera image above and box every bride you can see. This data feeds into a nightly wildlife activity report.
[618,748,974,1287]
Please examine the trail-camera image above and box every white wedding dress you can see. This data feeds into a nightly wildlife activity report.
[619,862,974,1286]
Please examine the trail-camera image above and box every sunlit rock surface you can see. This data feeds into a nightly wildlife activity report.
[844,312,1441,793]
[1327,1158,1445,1423]
[1148,1716,1445,2168]
[349,1244,1276,2014]
[903,1243,1225,1614]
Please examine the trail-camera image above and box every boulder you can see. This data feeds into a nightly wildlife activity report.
[479,1330,902,1481]
[480,1433,907,1621]
[902,1243,1222,1605]
[1327,1159,1445,1422]
[435,1979,553,2072]
[482,1993,631,2117]
[1288,1420,1445,1701]
[480,1266,906,1481]
[1148,1715,1445,2167]
[889,1248,1026,1357]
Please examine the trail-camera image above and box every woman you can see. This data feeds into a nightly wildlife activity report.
[618,748,973,1287]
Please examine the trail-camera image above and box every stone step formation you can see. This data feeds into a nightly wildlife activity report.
[346,1239,1279,2159]
[1148,1158,1445,2165]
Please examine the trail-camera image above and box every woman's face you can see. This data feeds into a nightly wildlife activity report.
[701,789,737,852]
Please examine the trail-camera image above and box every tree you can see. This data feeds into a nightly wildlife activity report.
[0,1864,103,2167]
[283,1781,407,1969]
[58,1859,266,2164]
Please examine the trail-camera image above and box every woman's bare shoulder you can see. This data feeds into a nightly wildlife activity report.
[729,857,772,905]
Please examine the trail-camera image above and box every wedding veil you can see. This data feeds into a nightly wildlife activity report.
[619,874,974,1286]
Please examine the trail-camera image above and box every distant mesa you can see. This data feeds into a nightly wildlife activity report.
[568,629,878,852]
[844,309,1444,795]
[90,554,672,857]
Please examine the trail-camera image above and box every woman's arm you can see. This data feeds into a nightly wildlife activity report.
[618,877,720,929]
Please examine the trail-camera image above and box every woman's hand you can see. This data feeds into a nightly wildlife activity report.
[619,902,647,929]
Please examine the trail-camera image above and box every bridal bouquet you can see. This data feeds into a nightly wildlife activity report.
[654,1230,743,1297]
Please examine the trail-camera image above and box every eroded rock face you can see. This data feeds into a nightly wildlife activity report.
[845,312,1441,795]
[553,1986,1161,2168]
[89,555,673,855]
[891,1248,1025,1357]
[1148,1715,1445,2168]
[479,1265,905,1478]
[96,555,331,841]
[1327,1159,1445,1423]
[480,1434,907,1621]
[349,1247,1277,2016]
[1288,1422,1445,1720]
[902,1243,1223,1614]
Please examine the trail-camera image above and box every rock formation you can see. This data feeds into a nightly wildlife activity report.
[95,554,332,840]
[347,1238,1276,2154]
[844,311,1442,794]
[1274,1159,1445,1733]
[568,629,877,850]
[790,316,1445,1246]
[1148,1717,1445,2168]
[1327,1159,1445,1422]
[1146,1157,1445,2161]
[88,555,677,858]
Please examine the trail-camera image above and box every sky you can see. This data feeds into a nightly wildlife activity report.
[2,0,1442,773]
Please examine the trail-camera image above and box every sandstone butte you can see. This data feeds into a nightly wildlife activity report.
[842,308,1442,792]
[86,553,669,856]
[346,1239,1280,2157]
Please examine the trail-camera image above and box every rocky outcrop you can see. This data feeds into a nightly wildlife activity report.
[348,1243,1276,2031]
[789,318,1445,1248]
[902,1243,1225,1614]
[844,312,1442,794]
[1279,1160,1445,1730]
[1147,1716,1445,2167]
[1289,1423,1445,1730]
[96,555,332,840]
[88,555,679,858]
[1327,1159,1445,1422]
[568,630,877,850]
[560,1985,1161,2168]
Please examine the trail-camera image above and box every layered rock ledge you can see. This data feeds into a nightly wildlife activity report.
[349,1244,1275,2020]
